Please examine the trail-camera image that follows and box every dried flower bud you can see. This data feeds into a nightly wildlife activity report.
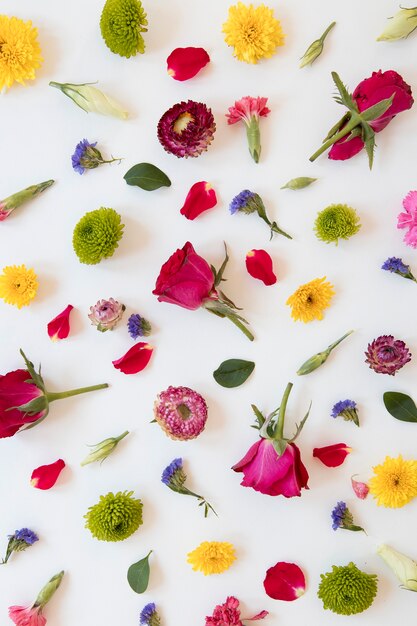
[88,298,125,332]
[81,431,129,466]
[377,7,417,42]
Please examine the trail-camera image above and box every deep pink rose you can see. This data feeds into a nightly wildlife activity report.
[329,70,413,160]
[232,439,309,497]
[0,369,45,438]
[152,242,215,310]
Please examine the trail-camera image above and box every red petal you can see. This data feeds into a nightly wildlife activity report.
[167,47,210,81]
[47,304,74,341]
[112,343,153,375]
[246,610,269,620]
[180,181,217,220]
[31,459,66,490]
[246,250,277,286]
[264,562,306,601]
[313,443,351,468]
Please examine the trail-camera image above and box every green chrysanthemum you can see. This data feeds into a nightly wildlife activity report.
[314,203,361,244]
[73,207,124,265]
[85,490,143,541]
[318,562,377,615]
[100,0,148,58]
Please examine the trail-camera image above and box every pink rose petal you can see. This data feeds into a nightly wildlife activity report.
[31,459,66,490]
[167,47,210,81]
[313,443,351,468]
[264,561,306,601]
[47,304,74,341]
[180,181,217,220]
[112,343,153,375]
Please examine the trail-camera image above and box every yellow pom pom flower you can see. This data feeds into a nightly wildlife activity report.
[0,15,43,91]
[187,541,236,575]
[222,2,285,64]
[369,455,417,508]
[0,264,38,308]
[286,277,335,323]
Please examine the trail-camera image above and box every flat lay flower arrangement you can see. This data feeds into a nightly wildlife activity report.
[1,0,417,624]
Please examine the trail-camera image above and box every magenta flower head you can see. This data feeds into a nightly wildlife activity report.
[157,100,216,158]
[88,298,125,332]
[365,335,411,375]
[226,96,270,163]
[154,386,208,441]
[397,191,417,248]
[205,596,268,626]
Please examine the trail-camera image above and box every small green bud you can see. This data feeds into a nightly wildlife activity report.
[81,430,129,466]
[300,22,336,68]
[34,571,65,608]
[297,330,354,375]
[377,7,417,42]
[281,177,317,190]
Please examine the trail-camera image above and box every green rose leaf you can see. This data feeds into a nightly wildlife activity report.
[213,359,255,388]
[383,392,417,423]
[281,177,317,190]
[124,163,171,191]
[127,550,152,594]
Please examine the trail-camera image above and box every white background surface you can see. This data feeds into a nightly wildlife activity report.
[1,0,417,624]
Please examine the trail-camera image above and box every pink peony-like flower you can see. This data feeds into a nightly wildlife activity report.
[205,596,268,626]
[154,385,208,441]
[112,343,153,375]
[88,298,125,332]
[365,334,411,375]
[397,191,417,248]
[180,182,217,220]
[226,96,270,163]
[31,459,66,490]
[47,305,73,341]
[9,605,46,626]
[264,562,306,601]
[167,47,210,81]
[157,100,216,158]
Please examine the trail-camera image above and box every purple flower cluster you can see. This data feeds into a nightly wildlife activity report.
[331,501,347,530]
[382,257,410,275]
[161,458,183,487]
[140,602,160,626]
[13,528,38,545]
[229,189,258,214]
[127,313,152,340]
[331,399,359,426]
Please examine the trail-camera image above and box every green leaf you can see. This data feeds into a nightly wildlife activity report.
[127,551,152,594]
[383,392,417,422]
[281,177,317,190]
[213,359,255,388]
[331,71,356,111]
[124,163,171,191]
[362,122,376,169]
[360,95,394,122]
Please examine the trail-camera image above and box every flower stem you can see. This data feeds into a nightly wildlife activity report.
[47,383,108,402]
[114,430,129,442]
[309,116,360,162]
[275,382,293,440]
[225,314,254,341]
[327,330,354,353]
[320,21,336,42]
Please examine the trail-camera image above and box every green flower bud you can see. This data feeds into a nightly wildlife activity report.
[0,180,54,220]
[49,81,128,119]
[300,22,336,68]
[377,544,417,591]
[81,431,129,466]
[297,330,354,375]
[281,177,317,190]
[377,7,417,42]
[34,571,65,608]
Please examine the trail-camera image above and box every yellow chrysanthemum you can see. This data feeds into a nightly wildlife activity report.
[222,2,285,64]
[369,455,417,509]
[0,264,38,308]
[0,15,43,91]
[187,541,236,575]
[286,277,335,323]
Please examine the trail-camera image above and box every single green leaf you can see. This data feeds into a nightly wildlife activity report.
[360,95,394,122]
[281,177,317,190]
[127,550,152,594]
[383,392,417,422]
[213,359,255,388]
[124,163,171,191]
[331,71,356,111]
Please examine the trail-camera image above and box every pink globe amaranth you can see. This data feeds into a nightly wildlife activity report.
[154,385,208,441]
[232,439,309,497]
[0,369,46,438]
[9,605,46,626]
[365,335,411,375]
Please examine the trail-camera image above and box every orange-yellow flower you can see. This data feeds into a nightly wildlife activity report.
[0,15,43,91]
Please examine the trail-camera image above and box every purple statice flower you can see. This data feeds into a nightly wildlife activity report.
[127,313,152,339]
[1,528,39,564]
[71,139,120,174]
[331,501,364,533]
[365,335,412,375]
[13,528,39,545]
[229,190,292,240]
[157,100,216,158]
[331,399,359,426]
[382,257,416,282]
[161,458,217,517]
[88,298,125,332]
[140,602,160,626]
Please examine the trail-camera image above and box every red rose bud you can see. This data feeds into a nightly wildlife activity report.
[245,249,277,285]
[167,47,210,81]
[313,443,351,467]
[112,342,153,374]
[180,181,217,220]
[31,459,65,490]
[264,562,306,601]
[47,305,73,341]
[351,475,369,499]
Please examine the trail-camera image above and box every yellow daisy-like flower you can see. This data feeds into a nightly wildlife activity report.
[369,455,417,509]
[286,277,335,323]
[0,264,38,308]
[222,2,285,64]
[187,541,236,575]
[0,15,43,91]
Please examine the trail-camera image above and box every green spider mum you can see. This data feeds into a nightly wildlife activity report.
[73,207,124,265]
[314,203,361,245]
[100,0,148,58]
[85,491,143,541]
[318,562,378,615]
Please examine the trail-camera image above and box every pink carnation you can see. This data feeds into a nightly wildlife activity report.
[226,96,270,125]
[205,596,268,626]
[397,191,417,248]
[9,605,46,626]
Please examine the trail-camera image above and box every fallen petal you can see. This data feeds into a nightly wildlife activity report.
[351,475,369,499]
[313,443,351,467]
[112,342,153,374]
[167,47,210,81]
[31,459,66,490]
[246,610,269,620]
[264,561,306,601]
[246,249,277,285]
[47,304,74,341]
[180,181,217,220]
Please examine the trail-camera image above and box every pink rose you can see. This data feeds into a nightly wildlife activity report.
[0,369,46,438]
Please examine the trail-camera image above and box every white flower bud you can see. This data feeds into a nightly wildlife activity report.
[377,544,417,591]
[49,81,128,119]
[377,7,417,42]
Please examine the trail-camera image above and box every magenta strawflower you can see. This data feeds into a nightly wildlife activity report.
[397,191,417,248]
[226,96,270,163]
[365,335,411,375]
[154,386,208,440]
[157,100,216,158]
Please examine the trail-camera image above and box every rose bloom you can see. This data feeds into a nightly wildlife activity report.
[0,369,46,438]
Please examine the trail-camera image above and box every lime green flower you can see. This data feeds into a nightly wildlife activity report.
[318,562,377,615]
[73,207,124,265]
[100,0,148,57]
[85,491,143,541]
[314,203,361,244]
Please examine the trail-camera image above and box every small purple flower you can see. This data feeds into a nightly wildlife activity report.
[1,528,39,564]
[88,298,125,332]
[331,501,364,533]
[71,139,120,175]
[331,400,359,426]
[128,313,152,339]
[365,335,412,375]
[382,257,416,282]
[161,458,184,487]
[229,190,292,239]
[161,457,217,517]
[140,602,160,626]
[13,528,39,545]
